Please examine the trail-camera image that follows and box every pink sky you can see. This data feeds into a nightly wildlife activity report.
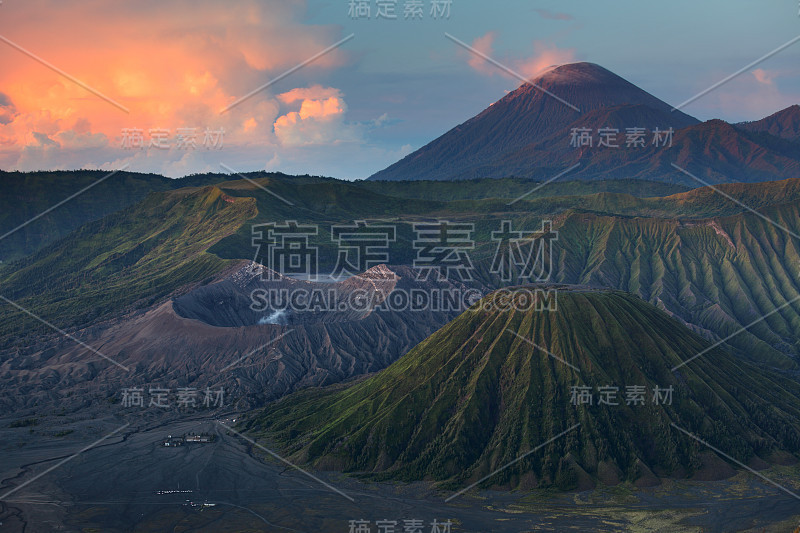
[0,0,360,175]
[0,0,797,178]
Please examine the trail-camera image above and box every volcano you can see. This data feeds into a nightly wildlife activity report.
[369,62,698,182]
[369,63,800,185]
[248,288,800,490]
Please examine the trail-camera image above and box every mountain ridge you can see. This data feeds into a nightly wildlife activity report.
[368,62,800,185]
[248,288,800,490]
[737,104,800,142]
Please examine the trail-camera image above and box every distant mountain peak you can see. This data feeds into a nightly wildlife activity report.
[741,104,800,123]
[506,62,627,100]
[368,62,699,182]
[736,104,800,142]
[533,61,621,84]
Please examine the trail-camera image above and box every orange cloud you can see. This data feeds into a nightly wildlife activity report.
[468,32,498,75]
[752,68,775,85]
[0,0,351,171]
[516,42,576,79]
[278,86,344,104]
[274,86,355,146]
[466,32,576,81]
[297,97,346,120]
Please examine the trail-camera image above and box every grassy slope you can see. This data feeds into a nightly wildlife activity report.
[551,203,800,367]
[5,174,800,365]
[503,177,800,219]
[352,177,690,202]
[0,170,225,262]
[207,177,448,267]
[0,170,331,263]
[3,170,797,266]
[249,290,800,490]
[206,177,800,368]
[0,186,256,345]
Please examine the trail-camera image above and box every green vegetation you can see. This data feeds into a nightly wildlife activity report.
[4,170,800,497]
[0,186,256,344]
[5,171,800,370]
[352,177,691,202]
[550,203,800,367]
[211,176,800,367]
[0,170,328,263]
[247,289,800,490]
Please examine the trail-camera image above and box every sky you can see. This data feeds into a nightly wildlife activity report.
[0,0,798,179]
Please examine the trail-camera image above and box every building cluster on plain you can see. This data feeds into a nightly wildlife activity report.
[162,433,215,447]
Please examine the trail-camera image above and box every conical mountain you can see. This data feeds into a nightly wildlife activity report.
[249,288,800,490]
[368,62,699,181]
